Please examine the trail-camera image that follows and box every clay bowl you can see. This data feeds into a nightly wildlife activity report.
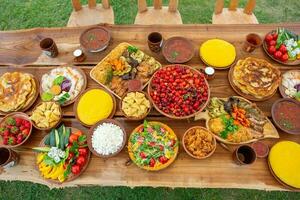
[87,119,127,158]
[0,112,33,148]
[182,126,216,160]
[162,36,195,64]
[31,101,62,131]
[271,98,300,135]
[148,65,210,120]
[79,26,111,53]
[119,91,152,121]
[37,127,91,184]
[74,87,116,127]
[39,66,87,107]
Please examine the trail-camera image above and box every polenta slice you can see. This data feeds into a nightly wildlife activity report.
[200,39,236,68]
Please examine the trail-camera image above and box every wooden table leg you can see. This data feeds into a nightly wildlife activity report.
[214,0,224,14]
[153,0,162,9]
[138,0,148,13]
[168,0,178,12]
[244,0,256,15]
[71,0,82,11]
[88,0,96,8]
[229,0,239,11]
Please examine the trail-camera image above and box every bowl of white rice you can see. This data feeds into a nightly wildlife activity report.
[87,119,127,158]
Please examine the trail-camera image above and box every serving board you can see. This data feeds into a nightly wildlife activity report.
[194,96,279,145]
[278,70,300,100]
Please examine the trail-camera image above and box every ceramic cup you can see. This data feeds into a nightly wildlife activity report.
[40,38,58,58]
[233,145,257,165]
[148,32,163,53]
[0,147,19,169]
[243,33,262,53]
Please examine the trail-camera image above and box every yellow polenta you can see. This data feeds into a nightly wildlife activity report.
[77,89,113,125]
[269,141,300,189]
[200,39,236,68]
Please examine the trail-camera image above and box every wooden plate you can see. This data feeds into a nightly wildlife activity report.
[262,31,300,66]
[271,98,300,135]
[0,74,39,114]
[128,121,179,171]
[39,66,87,107]
[162,36,195,64]
[87,119,127,158]
[279,70,300,100]
[0,112,33,148]
[37,127,91,184]
[182,126,216,159]
[194,96,279,145]
[119,91,152,121]
[74,87,116,127]
[228,63,279,101]
[31,101,62,131]
[148,65,210,120]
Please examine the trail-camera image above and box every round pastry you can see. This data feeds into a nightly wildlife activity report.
[200,39,236,68]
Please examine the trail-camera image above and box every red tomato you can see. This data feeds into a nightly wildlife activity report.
[268,46,276,55]
[279,44,287,54]
[272,33,278,40]
[148,142,156,147]
[76,156,86,166]
[78,148,88,156]
[281,53,289,62]
[268,40,276,47]
[265,34,273,42]
[73,131,83,137]
[274,51,283,59]
[139,152,147,159]
[69,134,78,143]
[159,156,169,164]
[67,152,74,160]
[149,158,156,167]
[71,165,81,175]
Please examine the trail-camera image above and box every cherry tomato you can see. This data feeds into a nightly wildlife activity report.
[73,131,83,137]
[272,33,278,40]
[139,152,147,159]
[78,148,88,156]
[159,156,169,164]
[274,51,283,59]
[149,158,156,167]
[71,164,81,175]
[268,40,276,47]
[281,53,289,62]
[265,34,273,42]
[67,152,74,160]
[69,134,78,143]
[268,46,276,55]
[76,156,86,166]
[279,44,287,54]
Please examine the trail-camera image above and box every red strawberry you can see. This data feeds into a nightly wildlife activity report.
[3,137,8,145]
[19,125,26,131]
[22,128,30,135]
[15,118,23,127]
[6,125,13,129]
[10,126,19,134]
[3,129,10,137]
[8,136,17,145]
[17,134,23,144]
[23,121,31,128]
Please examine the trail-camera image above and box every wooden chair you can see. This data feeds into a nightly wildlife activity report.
[134,0,182,25]
[212,0,258,24]
[67,0,114,27]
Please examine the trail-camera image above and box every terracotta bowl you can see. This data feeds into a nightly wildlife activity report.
[74,87,116,127]
[182,126,216,160]
[31,101,62,131]
[0,112,33,148]
[120,91,152,121]
[79,26,111,53]
[87,119,127,158]
[148,65,210,120]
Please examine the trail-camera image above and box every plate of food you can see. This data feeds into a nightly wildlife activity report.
[279,70,300,102]
[271,98,300,135]
[33,124,90,184]
[199,39,236,69]
[128,121,179,171]
[195,96,279,145]
[268,141,300,190]
[0,112,32,147]
[0,72,39,113]
[74,88,116,127]
[40,66,87,106]
[263,28,300,65]
[148,65,210,119]
[182,126,216,159]
[162,37,195,63]
[90,42,162,99]
[228,57,281,101]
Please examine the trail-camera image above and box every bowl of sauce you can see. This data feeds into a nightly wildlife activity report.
[80,27,111,52]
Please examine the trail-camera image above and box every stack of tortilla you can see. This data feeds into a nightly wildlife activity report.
[0,72,37,112]
[232,57,281,99]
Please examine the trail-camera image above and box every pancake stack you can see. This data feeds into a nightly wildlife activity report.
[0,72,37,112]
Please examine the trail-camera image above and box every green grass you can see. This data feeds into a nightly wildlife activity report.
[1,0,300,199]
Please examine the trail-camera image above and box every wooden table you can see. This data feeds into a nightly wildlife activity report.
[0,24,300,190]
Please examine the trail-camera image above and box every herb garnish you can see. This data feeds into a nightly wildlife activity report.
[128,46,138,53]
[171,51,179,59]
[220,115,239,139]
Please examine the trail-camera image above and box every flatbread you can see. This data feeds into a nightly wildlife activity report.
[232,57,281,99]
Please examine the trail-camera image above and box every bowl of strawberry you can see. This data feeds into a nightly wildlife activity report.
[148,65,210,119]
[263,28,300,65]
[0,112,32,147]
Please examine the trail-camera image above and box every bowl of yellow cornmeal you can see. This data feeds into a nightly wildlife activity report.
[199,39,236,69]
[268,141,300,189]
[74,88,116,127]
